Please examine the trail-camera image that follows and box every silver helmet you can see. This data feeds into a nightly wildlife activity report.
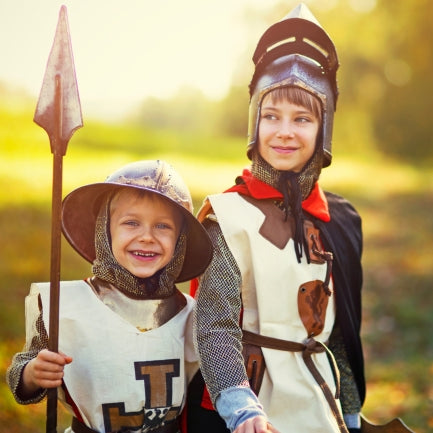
[247,3,339,168]
[61,159,213,282]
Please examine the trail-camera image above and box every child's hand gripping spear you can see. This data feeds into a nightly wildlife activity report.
[33,5,83,432]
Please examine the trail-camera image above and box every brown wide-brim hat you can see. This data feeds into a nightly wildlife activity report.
[61,160,213,282]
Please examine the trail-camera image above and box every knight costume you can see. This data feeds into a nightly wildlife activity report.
[189,4,364,433]
[7,160,213,433]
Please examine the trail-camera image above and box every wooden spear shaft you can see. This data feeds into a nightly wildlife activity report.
[48,74,63,356]
[46,75,64,433]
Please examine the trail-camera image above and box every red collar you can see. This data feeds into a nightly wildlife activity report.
[225,169,330,222]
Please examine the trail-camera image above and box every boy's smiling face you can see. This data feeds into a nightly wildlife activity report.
[109,190,183,279]
[258,95,320,173]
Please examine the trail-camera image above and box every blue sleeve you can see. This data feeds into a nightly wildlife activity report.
[215,386,267,432]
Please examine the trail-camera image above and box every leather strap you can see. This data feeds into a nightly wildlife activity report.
[242,329,348,433]
[243,329,307,351]
[71,417,179,433]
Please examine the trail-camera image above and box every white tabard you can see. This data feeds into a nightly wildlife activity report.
[35,280,195,432]
[209,192,342,433]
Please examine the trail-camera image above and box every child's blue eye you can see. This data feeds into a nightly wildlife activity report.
[262,113,277,120]
[124,220,138,226]
[156,223,171,229]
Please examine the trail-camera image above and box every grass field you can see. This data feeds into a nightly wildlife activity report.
[1,104,432,432]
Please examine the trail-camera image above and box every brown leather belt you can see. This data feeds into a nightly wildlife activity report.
[242,329,348,433]
[71,417,179,433]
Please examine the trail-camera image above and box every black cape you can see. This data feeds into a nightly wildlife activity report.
[313,191,365,404]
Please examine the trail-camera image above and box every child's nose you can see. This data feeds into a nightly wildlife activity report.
[276,120,295,138]
[138,226,154,242]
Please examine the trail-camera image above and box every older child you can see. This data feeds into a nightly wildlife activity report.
[7,159,213,433]
[189,4,364,433]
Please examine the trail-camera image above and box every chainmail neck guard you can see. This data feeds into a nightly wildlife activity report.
[92,197,186,300]
[250,148,322,201]
[250,149,323,262]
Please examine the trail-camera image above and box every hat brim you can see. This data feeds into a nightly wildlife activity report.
[61,182,213,282]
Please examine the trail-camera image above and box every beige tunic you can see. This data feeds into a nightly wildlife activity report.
[35,280,195,433]
[209,192,342,433]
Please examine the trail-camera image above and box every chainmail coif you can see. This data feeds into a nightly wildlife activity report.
[92,195,187,300]
[250,147,322,201]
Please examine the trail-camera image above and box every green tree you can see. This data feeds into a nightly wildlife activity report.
[371,0,433,163]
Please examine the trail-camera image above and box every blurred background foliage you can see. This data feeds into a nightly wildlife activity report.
[130,0,433,165]
[1,0,432,431]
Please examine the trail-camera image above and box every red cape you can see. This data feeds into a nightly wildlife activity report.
[225,169,330,222]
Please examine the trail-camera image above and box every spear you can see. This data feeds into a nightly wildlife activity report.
[33,5,83,432]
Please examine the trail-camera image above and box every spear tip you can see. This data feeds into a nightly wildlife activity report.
[34,4,83,155]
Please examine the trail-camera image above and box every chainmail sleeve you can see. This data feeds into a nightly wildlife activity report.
[328,324,362,415]
[6,290,48,404]
[193,218,250,403]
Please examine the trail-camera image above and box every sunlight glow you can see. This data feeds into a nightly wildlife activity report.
[0,0,270,119]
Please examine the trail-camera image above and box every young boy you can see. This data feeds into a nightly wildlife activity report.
[188,4,365,433]
[7,159,213,433]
